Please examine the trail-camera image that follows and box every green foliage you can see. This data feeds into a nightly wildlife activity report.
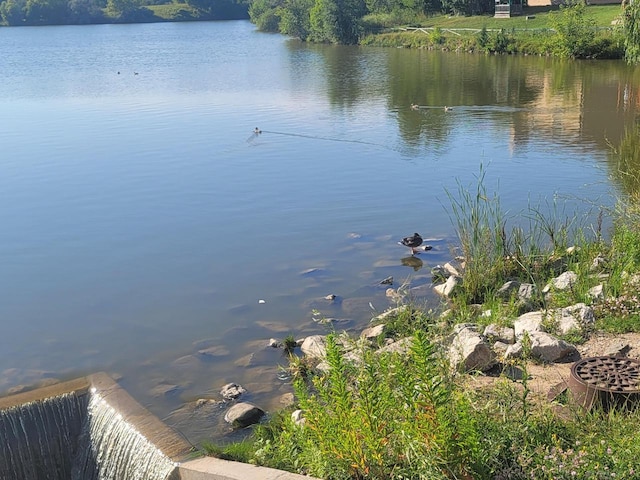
[0,0,26,24]
[441,0,469,16]
[548,0,597,58]
[309,0,366,43]
[248,0,282,30]
[446,165,511,304]
[184,0,248,18]
[488,27,513,53]
[278,0,312,39]
[476,25,488,50]
[428,25,444,43]
[622,0,640,63]
[284,332,482,478]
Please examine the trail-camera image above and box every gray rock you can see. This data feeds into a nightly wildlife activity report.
[514,311,545,338]
[529,331,577,363]
[518,283,536,301]
[448,328,496,372]
[504,342,523,359]
[497,281,521,299]
[196,345,231,358]
[361,324,385,340]
[376,337,413,355]
[543,271,577,293]
[484,324,515,344]
[371,306,408,322]
[444,261,463,277]
[604,342,631,357]
[300,335,327,359]
[220,382,246,400]
[553,303,594,335]
[588,284,604,300]
[291,409,306,427]
[224,402,265,428]
[434,275,461,297]
[151,383,182,398]
[431,265,449,281]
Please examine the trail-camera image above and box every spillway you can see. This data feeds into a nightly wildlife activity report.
[0,373,188,480]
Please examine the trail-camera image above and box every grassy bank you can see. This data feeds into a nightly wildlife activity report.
[202,155,640,478]
[361,4,625,58]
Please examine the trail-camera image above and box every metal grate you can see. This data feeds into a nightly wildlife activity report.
[569,356,640,411]
[572,356,640,393]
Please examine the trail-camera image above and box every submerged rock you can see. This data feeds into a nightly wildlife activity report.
[220,383,246,400]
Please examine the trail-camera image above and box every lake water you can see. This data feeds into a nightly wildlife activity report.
[0,20,638,444]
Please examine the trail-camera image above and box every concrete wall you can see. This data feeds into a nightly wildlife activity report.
[178,457,319,480]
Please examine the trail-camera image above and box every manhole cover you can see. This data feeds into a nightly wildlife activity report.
[568,356,640,411]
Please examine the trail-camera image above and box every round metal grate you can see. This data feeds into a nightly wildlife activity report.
[573,356,640,393]
[569,356,640,411]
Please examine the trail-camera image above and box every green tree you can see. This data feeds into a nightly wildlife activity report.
[622,0,640,63]
[309,0,365,43]
[68,0,104,23]
[441,0,470,15]
[24,0,68,24]
[279,0,312,39]
[0,0,26,24]
[248,0,282,31]
[185,0,248,18]
[549,0,596,58]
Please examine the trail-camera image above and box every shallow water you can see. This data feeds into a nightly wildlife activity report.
[0,20,636,443]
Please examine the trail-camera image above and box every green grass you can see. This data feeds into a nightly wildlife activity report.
[400,4,621,29]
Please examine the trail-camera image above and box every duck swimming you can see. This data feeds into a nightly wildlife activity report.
[399,232,423,254]
[444,106,453,112]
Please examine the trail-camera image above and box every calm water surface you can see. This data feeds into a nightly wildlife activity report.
[0,20,638,443]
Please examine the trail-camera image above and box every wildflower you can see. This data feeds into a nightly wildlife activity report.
[607,447,613,455]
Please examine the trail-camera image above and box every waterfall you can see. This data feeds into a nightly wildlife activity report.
[0,389,178,480]
[0,392,87,480]
[73,390,177,480]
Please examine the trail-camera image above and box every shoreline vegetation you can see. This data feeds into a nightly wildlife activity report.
[202,161,640,479]
[1,0,637,62]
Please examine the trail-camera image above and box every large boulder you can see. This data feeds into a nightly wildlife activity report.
[505,332,577,363]
[448,327,496,372]
[224,402,265,428]
[514,311,545,338]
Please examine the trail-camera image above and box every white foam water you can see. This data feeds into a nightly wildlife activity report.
[0,391,177,480]
[73,392,177,480]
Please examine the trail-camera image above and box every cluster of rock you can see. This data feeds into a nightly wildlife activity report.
[217,252,613,430]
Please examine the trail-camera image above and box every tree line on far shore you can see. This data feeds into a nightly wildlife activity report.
[0,0,248,25]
